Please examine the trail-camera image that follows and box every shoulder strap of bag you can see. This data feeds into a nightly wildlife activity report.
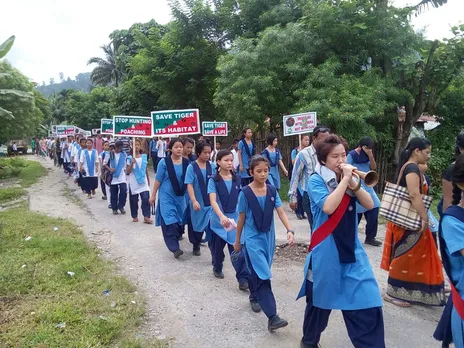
[396,161,424,191]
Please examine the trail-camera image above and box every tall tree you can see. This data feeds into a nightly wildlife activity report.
[87,43,121,87]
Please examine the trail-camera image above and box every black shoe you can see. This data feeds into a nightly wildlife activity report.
[113,210,118,215]
[174,250,184,259]
[365,238,382,247]
[239,282,249,291]
[178,235,184,241]
[200,238,207,244]
[102,196,107,200]
[119,208,126,215]
[193,249,201,256]
[213,269,224,279]
[296,214,304,220]
[300,340,322,348]
[250,301,262,313]
[268,315,288,332]
[108,205,112,209]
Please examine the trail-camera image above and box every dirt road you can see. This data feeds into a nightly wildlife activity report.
[27,157,443,348]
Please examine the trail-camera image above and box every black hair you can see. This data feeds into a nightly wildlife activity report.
[241,128,252,139]
[103,140,109,144]
[455,132,464,158]
[168,137,183,150]
[115,140,123,149]
[182,137,194,146]
[195,141,212,156]
[80,138,87,143]
[397,137,432,175]
[249,155,270,173]
[313,125,331,138]
[359,136,374,149]
[232,138,239,145]
[452,153,464,205]
[266,134,277,146]
[213,149,237,182]
[216,140,222,146]
[316,135,349,164]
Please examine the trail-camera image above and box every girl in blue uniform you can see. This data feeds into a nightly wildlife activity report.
[208,150,252,294]
[347,136,382,246]
[181,137,196,240]
[261,134,288,190]
[238,128,256,187]
[235,155,295,332]
[434,153,464,348]
[185,141,214,256]
[149,138,189,259]
[298,134,384,348]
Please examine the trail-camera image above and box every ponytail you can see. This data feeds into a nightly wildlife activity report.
[452,184,462,206]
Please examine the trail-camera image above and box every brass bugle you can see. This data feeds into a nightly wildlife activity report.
[353,169,379,187]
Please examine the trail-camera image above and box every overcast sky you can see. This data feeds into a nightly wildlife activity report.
[2,0,463,84]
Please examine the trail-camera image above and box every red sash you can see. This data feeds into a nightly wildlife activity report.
[308,193,351,252]
[451,283,464,320]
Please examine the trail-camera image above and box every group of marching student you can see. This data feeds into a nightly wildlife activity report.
[58,133,154,223]
[148,135,296,331]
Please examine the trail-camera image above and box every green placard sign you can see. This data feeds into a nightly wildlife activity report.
[101,119,113,135]
[113,116,153,138]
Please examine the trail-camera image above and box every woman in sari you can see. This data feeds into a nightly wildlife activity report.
[381,137,445,307]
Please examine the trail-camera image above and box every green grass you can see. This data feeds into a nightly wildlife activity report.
[0,187,26,204]
[280,176,290,201]
[0,208,165,347]
[18,160,47,187]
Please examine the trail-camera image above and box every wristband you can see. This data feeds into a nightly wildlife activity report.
[287,229,295,235]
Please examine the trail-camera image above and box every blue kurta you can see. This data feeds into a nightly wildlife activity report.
[185,163,215,232]
[441,214,464,348]
[238,140,254,178]
[347,154,381,214]
[238,190,282,280]
[155,158,187,226]
[262,149,282,190]
[297,174,382,310]
[207,178,240,244]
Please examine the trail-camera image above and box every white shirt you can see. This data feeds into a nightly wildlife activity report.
[12,144,17,151]
[231,148,239,168]
[72,144,80,163]
[80,149,99,177]
[128,157,150,195]
[103,152,127,185]
[157,140,166,158]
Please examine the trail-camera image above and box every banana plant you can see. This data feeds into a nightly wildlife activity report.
[0,35,32,120]
[0,35,15,59]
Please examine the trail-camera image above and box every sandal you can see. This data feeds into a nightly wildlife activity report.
[132,218,139,222]
[383,294,410,308]
[144,218,153,224]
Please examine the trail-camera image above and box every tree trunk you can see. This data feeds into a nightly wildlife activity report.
[393,41,439,167]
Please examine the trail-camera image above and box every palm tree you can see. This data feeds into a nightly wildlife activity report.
[49,92,67,124]
[413,0,448,14]
[87,43,121,87]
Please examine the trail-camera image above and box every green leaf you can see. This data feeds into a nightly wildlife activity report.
[0,89,33,98]
[0,35,15,59]
[0,106,14,119]
[353,23,367,30]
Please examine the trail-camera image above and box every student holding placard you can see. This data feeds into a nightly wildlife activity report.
[150,138,190,258]
[127,139,152,223]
